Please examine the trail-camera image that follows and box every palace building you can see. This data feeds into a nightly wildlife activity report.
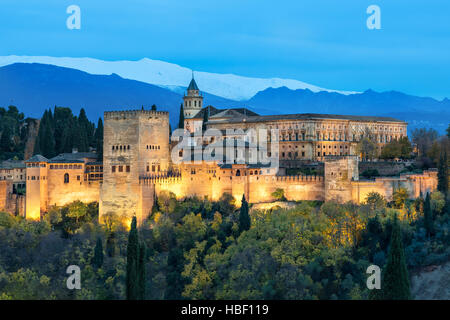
[0,77,438,224]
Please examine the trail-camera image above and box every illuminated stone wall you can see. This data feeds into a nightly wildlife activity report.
[100,110,170,225]
[46,167,100,207]
[0,180,12,212]
[352,170,438,203]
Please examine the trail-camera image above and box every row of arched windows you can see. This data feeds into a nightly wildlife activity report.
[185,100,201,108]
[112,145,130,151]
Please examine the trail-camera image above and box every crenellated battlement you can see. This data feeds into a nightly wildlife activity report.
[140,173,182,185]
[274,174,323,182]
[104,109,169,120]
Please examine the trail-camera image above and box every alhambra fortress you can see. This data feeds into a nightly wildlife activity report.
[0,78,438,224]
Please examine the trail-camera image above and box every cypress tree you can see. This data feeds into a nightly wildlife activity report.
[106,232,116,257]
[202,107,209,131]
[0,125,12,152]
[437,150,448,196]
[178,104,184,129]
[78,108,94,147]
[126,217,146,300]
[94,118,104,161]
[239,194,251,233]
[74,117,89,152]
[92,237,104,268]
[137,240,147,299]
[151,104,157,111]
[381,215,411,300]
[33,133,41,155]
[53,107,73,154]
[424,192,433,237]
[126,217,139,300]
[41,115,56,158]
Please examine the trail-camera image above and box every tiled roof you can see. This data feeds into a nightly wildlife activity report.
[192,106,259,119]
[208,113,405,124]
[0,160,26,169]
[25,155,49,163]
[49,152,98,163]
[86,161,103,166]
[48,159,84,164]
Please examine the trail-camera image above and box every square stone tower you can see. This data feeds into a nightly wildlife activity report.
[324,155,359,203]
[100,109,170,225]
[24,155,49,220]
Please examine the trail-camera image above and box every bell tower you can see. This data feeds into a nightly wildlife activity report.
[183,72,203,119]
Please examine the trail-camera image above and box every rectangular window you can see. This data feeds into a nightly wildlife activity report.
[119,166,123,172]
[112,166,116,173]
[77,175,80,181]
[126,165,130,172]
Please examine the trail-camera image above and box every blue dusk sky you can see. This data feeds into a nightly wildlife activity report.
[0,0,449,99]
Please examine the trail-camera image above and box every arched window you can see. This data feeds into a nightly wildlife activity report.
[236,169,241,176]
[64,173,69,184]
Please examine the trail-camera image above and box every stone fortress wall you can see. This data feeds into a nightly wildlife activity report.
[8,78,438,223]
[139,156,436,219]
[100,110,170,225]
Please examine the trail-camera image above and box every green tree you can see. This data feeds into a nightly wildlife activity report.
[0,125,12,152]
[437,150,448,196]
[151,104,157,111]
[381,215,411,300]
[380,137,412,160]
[202,107,209,131]
[411,128,438,157]
[393,188,408,209]
[137,240,147,299]
[36,110,56,158]
[92,237,104,268]
[365,192,386,210]
[126,217,139,300]
[106,232,116,257]
[178,104,184,129]
[356,137,378,160]
[78,108,94,148]
[239,194,251,233]
[272,188,287,201]
[424,192,433,237]
[126,217,146,300]
[94,118,103,161]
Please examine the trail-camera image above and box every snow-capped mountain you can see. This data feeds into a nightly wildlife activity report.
[0,55,356,101]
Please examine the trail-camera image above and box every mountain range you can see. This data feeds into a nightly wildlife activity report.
[0,55,356,101]
[0,61,448,134]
